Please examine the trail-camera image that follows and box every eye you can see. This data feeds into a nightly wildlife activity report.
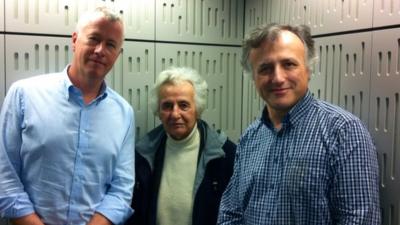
[87,36,99,45]
[107,42,117,49]
[282,60,297,69]
[160,102,173,111]
[178,102,191,111]
[257,63,274,75]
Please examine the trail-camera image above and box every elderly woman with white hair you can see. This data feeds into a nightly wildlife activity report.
[126,67,236,225]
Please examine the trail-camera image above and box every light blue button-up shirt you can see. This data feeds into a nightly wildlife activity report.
[0,67,135,225]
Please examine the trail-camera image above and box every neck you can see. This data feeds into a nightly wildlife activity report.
[266,107,287,130]
[68,66,103,104]
[168,123,198,144]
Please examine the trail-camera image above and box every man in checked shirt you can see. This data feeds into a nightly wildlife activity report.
[217,23,380,225]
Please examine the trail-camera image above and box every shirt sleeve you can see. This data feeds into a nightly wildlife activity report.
[95,107,135,225]
[217,145,244,225]
[0,83,35,218]
[330,119,381,224]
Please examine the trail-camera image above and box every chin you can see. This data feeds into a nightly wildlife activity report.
[172,131,189,140]
[269,102,293,110]
[87,70,106,79]
[171,135,184,140]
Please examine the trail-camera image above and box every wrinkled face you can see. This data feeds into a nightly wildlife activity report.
[71,17,123,81]
[158,81,198,140]
[249,30,309,116]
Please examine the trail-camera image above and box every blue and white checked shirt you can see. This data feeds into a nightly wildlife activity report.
[218,91,380,225]
[0,66,135,225]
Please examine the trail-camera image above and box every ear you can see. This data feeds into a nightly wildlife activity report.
[306,68,311,81]
[71,32,78,52]
[157,111,162,120]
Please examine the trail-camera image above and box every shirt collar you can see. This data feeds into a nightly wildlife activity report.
[261,90,314,130]
[62,65,108,105]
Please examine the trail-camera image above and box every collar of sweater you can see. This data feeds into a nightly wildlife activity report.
[166,123,199,151]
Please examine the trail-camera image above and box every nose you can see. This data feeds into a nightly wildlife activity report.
[271,65,285,84]
[170,105,181,119]
[94,42,106,56]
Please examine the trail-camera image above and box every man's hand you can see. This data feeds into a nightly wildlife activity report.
[87,213,112,225]
[10,213,45,225]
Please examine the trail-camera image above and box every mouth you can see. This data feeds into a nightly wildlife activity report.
[271,88,288,94]
[170,123,185,127]
[89,59,105,66]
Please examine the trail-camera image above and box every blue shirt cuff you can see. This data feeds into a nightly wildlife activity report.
[95,195,134,225]
[0,193,35,218]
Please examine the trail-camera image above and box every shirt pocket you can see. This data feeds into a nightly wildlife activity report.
[286,156,329,199]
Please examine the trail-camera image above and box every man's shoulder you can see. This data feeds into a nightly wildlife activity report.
[103,88,134,122]
[239,119,265,141]
[104,87,132,109]
[312,99,364,127]
[245,118,263,131]
[12,73,64,89]
[314,99,356,117]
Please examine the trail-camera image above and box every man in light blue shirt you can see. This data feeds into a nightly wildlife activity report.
[0,6,135,225]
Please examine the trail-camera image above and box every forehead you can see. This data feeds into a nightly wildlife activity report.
[249,30,305,62]
[84,16,122,30]
[80,17,123,40]
[159,81,195,100]
[278,30,304,46]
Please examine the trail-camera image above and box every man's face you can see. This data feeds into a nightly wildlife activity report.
[249,30,310,116]
[71,17,123,81]
[158,81,198,140]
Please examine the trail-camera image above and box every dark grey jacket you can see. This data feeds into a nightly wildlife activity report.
[125,120,236,225]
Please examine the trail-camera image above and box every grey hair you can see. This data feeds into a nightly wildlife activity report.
[150,67,208,117]
[75,6,124,41]
[242,23,317,76]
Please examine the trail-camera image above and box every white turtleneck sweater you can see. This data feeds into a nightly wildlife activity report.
[156,125,200,225]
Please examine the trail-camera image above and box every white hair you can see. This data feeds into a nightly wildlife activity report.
[150,67,208,117]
